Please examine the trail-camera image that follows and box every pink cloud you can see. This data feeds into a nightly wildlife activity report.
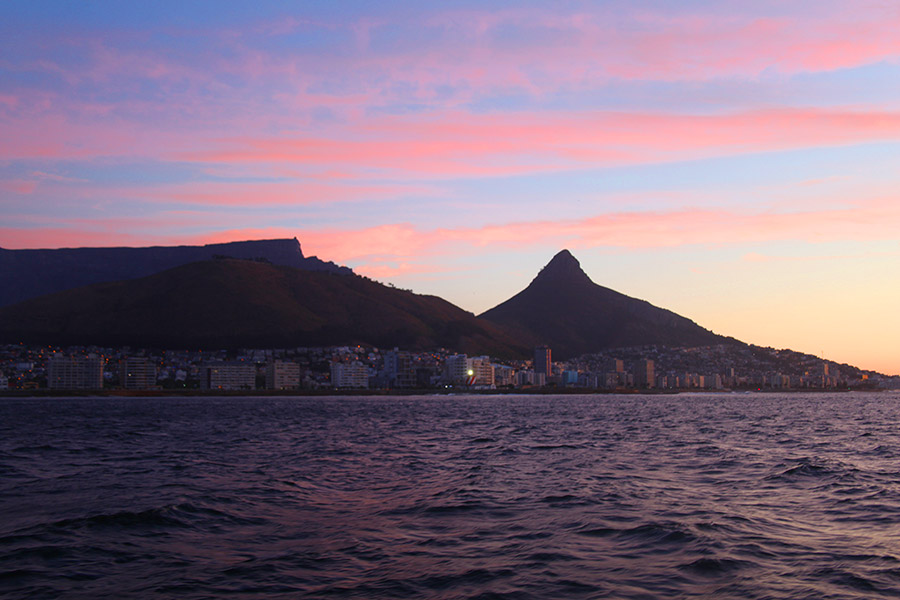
[9,4,899,132]
[135,181,437,207]
[0,113,150,161]
[172,107,900,179]
[2,211,277,244]
[29,171,88,184]
[300,224,432,262]
[291,199,900,266]
[352,5,900,93]
[6,6,900,176]
[0,180,38,195]
[5,198,898,271]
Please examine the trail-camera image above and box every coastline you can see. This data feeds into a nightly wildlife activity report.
[0,387,869,399]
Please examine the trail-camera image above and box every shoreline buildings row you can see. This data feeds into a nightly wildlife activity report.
[1,343,892,392]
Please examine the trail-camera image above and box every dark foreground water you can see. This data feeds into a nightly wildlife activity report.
[3,393,900,599]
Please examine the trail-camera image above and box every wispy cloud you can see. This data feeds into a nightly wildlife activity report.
[0,179,38,195]
[287,199,900,268]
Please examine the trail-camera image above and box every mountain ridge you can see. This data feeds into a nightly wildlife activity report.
[0,258,527,356]
[0,242,740,359]
[478,249,734,359]
[0,238,351,308]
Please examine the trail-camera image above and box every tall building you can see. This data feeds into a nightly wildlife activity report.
[600,359,625,389]
[561,370,579,386]
[266,361,301,390]
[604,358,624,373]
[468,355,494,386]
[48,355,104,390]
[578,372,600,388]
[331,361,369,388]
[384,349,415,388]
[517,370,535,386]
[493,364,516,387]
[633,359,654,389]
[534,346,551,377]
[443,354,469,383]
[602,371,620,389]
[200,361,256,390]
[118,357,157,390]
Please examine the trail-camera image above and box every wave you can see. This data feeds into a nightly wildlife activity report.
[4,393,900,599]
[35,502,267,534]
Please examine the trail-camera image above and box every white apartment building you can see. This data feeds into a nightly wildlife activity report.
[119,357,157,390]
[266,361,301,390]
[331,361,369,388]
[47,354,103,390]
[200,361,256,390]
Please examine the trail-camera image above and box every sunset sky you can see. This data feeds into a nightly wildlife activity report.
[2,1,899,375]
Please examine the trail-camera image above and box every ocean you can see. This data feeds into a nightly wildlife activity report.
[2,393,900,599]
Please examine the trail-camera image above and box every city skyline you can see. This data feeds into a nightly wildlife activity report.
[2,1,900,375]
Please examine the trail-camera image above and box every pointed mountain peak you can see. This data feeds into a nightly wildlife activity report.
[547,249,578,267]
[532,249,593,286]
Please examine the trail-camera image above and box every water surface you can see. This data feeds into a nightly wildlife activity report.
[3,393,900,598]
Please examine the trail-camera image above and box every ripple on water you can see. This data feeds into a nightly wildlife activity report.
[2,393,900,599]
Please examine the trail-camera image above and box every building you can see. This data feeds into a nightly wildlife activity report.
[604,358,624,374]
[331,361,369,388]
[441,354,494,387]
[443,354,469,383]
[493,364,516,387]
[200,361,256,390]
[517,370,535,386]
[534,346,552,377]
[633,359,655,389]
[415,366,436,388]
[118,357,157,390]
[578,372,600,388]
[602,371,621,389]
[47,355,104,390]
[384,349,416,388]
[704,374,723,389]
[561,370,579,386]
[724,367,737,388]
[266,361,301,390]
[468,355,494,386]
[768,373,790,388]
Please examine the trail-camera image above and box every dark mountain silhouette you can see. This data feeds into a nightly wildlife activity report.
[478,249,733,359]
[0,259,527,356]
[0,238,351,308]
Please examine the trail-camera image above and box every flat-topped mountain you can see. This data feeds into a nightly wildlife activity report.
[479,250,733,359]
[0,258,527,356]
[0,238,350,308]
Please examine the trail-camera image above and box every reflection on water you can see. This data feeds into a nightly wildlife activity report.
[2,393,900,598]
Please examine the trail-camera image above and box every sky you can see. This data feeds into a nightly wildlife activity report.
[2,1,899,375]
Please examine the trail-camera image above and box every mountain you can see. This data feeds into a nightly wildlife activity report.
[0,238,351,308]
[478,249,733,359]
[0,258,527,356]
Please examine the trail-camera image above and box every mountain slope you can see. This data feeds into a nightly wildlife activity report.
[0,238,351,308]
[0,259,527,356]
[478,250,733,359]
